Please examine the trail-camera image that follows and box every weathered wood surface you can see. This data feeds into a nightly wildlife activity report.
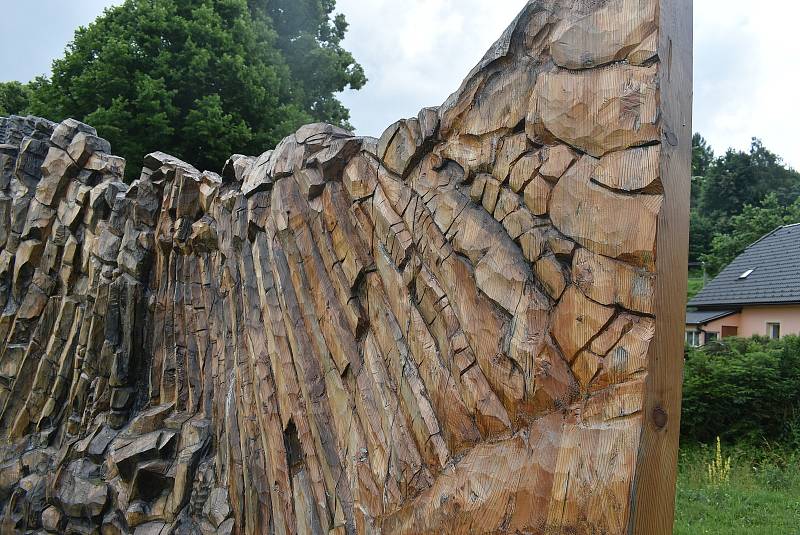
[0,0,690,533]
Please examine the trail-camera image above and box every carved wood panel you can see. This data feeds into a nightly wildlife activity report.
[0,0,691,533]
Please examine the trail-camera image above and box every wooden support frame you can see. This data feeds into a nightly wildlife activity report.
[631,0,693,533]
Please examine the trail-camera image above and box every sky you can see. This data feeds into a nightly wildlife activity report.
[1,1,798,170]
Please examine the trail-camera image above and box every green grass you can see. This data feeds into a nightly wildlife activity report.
[674,444,800,534]
[687,273,706,300]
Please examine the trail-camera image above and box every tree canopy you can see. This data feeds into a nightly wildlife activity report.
[15,0,365,179]
[692,133,714,178]
[701,194,800,274]
[697,139,800,220]
[689,135,800,272]
[250,0,366,126]
[0,82,31,116]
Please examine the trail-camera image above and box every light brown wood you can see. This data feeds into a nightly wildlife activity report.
[0,1,690,533]
[630,0,693,532]
[550,0,658,70]
[527,65,660,158]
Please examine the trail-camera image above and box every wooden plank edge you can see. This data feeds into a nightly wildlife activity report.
[629,0,693,533]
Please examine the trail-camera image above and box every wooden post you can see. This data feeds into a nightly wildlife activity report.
[631,0,693,533]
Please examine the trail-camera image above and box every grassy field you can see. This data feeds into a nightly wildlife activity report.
[674,444,800,534]
[687,271,706,300]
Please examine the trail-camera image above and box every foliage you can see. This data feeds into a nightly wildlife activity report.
[681,336,800,445]
[0,82,31,116]
[692,133,714,179]
[250,0,366,127]
[675,444,800,535]
[19,0,364,179]
[687,273,705,300]
[698,139,800,221]
[689,135,800,268]
[700,194,800,274]
[689,209,717,267]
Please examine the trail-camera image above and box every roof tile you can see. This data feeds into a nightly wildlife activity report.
[689,224,800,307]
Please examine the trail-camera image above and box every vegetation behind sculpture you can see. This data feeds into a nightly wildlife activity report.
[0,0,366,180]
[690,135,800,274]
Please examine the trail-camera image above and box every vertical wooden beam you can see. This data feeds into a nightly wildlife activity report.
[630,0,693,533]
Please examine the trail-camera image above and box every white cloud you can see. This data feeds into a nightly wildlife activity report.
[693,0,800,169]
[0,0,121,83]
[335,0,521,138]
[337,0,800,170]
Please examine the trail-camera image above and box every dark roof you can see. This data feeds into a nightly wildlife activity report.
[689,224,800,307]
[685,309,738,325]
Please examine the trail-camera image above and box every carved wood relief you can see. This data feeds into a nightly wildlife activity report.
[0,0,691,533]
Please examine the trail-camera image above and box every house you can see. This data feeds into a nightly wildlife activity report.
[686,224,800,346]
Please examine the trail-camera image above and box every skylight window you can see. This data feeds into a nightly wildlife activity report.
[739,269,755,279]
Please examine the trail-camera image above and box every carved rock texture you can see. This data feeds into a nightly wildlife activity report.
[0,0,681,533]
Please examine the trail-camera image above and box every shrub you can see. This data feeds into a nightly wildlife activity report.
[681,336,800,445]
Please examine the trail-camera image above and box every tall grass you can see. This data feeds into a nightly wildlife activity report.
[675,442,800,534]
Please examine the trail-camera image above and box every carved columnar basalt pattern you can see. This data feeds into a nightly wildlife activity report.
[0,0,689,533]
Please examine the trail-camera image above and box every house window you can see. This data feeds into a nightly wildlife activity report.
[685,330,701,347]
[705,332,719,343]
[721,326,738,338]
[767,322,781,340]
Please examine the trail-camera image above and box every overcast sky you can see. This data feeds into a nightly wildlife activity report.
[1,1,798,169]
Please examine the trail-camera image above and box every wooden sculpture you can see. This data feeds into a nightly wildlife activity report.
[0,0,691,533]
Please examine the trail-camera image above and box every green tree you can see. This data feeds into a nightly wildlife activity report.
[251,0,366,127]
[688,134,715,262]
[24,0,364,179]
[689,210,715,264]
[701,193,800,274]
[698,139,800,221]
[692,133,714,178]
[0,81,31,116]
[688,136,800,263]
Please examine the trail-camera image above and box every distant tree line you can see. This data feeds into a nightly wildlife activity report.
[691,134,800,274]
[0,0,366,180]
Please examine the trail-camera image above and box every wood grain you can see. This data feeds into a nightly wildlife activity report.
[630,0,693,533]
[0,1,690,533]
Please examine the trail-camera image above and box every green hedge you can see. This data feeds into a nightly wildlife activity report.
[681,336,800,445]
